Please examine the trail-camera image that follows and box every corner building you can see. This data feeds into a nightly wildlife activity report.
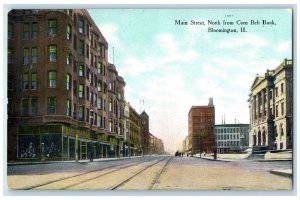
[188,98,215,155]
[248,59,292,151]
[7,9,126,161]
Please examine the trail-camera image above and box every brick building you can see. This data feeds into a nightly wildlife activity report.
[7,9,126,161]
[188,98,215,155]
[140,111,150,155]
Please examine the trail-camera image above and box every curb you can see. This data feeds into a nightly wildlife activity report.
[194,156,233,162]
[269,170,292,178]
[7,156,147,166]
[255,159,292,162]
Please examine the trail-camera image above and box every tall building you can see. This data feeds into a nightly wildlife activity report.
[188,98,215,155]
[248,59,292,151]
[7,9,126,161]
[215,124,249,153]
[128,104,142,156]
[140,111,150,155]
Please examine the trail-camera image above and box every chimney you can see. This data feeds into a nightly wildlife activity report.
[208,97,213,106]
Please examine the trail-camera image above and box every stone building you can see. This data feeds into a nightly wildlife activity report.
[215,124,249,153]
[7,9,126,161]
[188,98,215,155]
[248,59,292,151]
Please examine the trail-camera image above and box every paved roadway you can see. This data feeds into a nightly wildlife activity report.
[7,156,292,190]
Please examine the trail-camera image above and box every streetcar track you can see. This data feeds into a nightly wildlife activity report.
[149,156,173,190]
[20,157,159,190]
[110,156,171,190]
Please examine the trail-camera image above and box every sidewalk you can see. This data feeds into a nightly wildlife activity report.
[7,155,145,166]
[193,155,234,162]
[269,169,292,178]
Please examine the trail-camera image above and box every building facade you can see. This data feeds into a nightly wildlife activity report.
[248,59,292,151]
[7,9,126,161]
[188,98,215,155]
[215,124,249,153]
[140,111,150,155]
[128,105,142,156]
[182,135,189,154]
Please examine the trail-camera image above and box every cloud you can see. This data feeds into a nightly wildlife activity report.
[97,23,120,46]
[219,33,269,49]
[276,41,292,53]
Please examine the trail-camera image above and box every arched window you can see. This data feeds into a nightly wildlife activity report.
[262,131,266,146]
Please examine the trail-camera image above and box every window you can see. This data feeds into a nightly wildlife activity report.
[48,45,57,62]
[23,23,30,39]
[48,19,57,36]
[276,105,278,117]
[47,97,56,114]
[79,19,84,33]
[78,40,84,55]
[31,98,38,115]
[67,52,72,65]
[22,74,29,90]
[21,99,29,116]
[109,98,112,112]
[86,86,89,100]
[31,73,37,90]
[66,74,71,90]
[86,108,89,122]
[97,97,102,109]
[79,64,84,76]
[23,48,30,64]
[31,22,38,39]
[275,87,278,97]
[109,118,112,132]
[79,106,84,121]
[97,115,101,127]
[8,23,13,39]
[66,99,71,116]
[66,24,71,40]
[281,83,284,94]
[281,102,284,116]
[97,81,102,92]
[8,48,13,64]
[79,84,84,98]
[48,71,57,88]
[269,90,272,100]
[31,47,38,63]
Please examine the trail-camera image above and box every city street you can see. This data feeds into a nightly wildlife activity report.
[7,155,292,190]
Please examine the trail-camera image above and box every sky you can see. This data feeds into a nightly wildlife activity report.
[88,9,292,153]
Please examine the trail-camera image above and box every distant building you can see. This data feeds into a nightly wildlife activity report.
[140,111,150,155]
[215,124,249,153]
[248,59,292,151]
[188,98,215,155]
[182,135,189,154]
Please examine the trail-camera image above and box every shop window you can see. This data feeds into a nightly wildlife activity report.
[18,135,40,158]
